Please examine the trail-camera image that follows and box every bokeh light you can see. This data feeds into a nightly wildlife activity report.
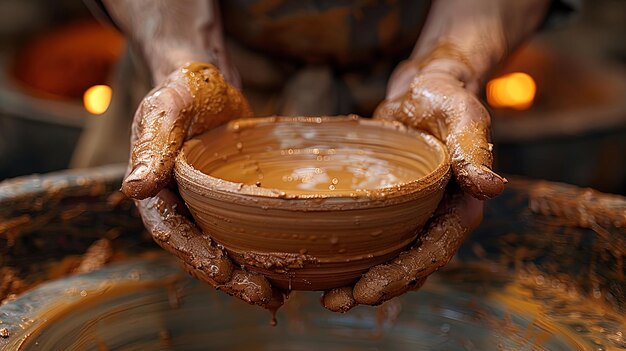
[487,72,536,110]
[83,85,112,115]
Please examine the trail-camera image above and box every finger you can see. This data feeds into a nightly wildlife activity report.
[182,262,284,308]
[122,62,252,200]
[321,286,356,313]
[353,191,482,305]
[136,188,277,307]
[444,91,506,200]
[321,278,427,313]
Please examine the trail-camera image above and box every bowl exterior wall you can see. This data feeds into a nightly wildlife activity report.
[178,173,448,290]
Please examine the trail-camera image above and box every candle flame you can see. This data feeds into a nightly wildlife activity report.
[83,85,112,115]
[487,72,536,110]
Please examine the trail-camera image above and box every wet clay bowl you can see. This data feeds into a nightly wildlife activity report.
[174,116,451,291]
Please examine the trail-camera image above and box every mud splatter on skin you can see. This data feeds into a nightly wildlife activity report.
[312,54,508,308]
[122,62,252,200]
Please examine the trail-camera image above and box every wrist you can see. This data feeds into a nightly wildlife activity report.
[412,0,550,91]
[386,47,482,101]
[142,44,218,85]
[103,0,232,86]
[416,43,486,94]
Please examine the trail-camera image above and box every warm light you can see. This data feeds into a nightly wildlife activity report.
[83,85,112,115]
[487,72,536,110]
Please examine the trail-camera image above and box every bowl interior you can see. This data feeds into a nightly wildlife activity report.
[181,116,448,198]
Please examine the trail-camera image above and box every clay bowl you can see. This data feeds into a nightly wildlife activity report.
[174,116,450,291]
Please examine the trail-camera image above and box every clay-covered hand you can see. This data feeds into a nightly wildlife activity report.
[322,58,505,312]
[323,187,483,312]
[321,0,553,311]
[121,62,283,309]
[375,60,506,199]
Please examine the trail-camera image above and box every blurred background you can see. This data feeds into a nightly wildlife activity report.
[0,0,625,194]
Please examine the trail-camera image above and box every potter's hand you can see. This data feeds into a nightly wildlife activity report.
[323,186,482,312]
[122,62,251,199]
[322,0,552,311]
[374,61,506,199]
[102,1,283,309]
[122,62,282,309]
[322,63,497,312]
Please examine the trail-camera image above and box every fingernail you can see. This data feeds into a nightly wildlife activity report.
[478,166,506,198]
[124,164,149,183]
[484,167,506,183]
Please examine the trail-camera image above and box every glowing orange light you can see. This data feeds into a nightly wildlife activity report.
[83,85,112,115]
[487,72,536,110]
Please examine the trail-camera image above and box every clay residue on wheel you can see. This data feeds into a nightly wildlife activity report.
[74,239,114,274]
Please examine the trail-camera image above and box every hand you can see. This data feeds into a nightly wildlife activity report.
[322,0,550,311]
[122,62,283,309]
[321,57,505,312]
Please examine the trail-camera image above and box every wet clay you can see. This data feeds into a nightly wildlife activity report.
[119,63,280,308]
[175,116,451,290]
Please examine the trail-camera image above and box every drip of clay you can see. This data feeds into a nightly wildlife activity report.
[175,116,450,290]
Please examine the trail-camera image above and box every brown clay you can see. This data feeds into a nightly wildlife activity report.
[528,181,626,233]
[175,116,451,290]
[118,62,280,308]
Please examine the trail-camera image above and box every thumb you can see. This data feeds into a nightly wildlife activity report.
[444,91,506,199]
[375,73,505,200]
[122,62,252,199]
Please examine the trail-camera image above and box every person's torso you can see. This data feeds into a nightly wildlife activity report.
[221,0,431,66]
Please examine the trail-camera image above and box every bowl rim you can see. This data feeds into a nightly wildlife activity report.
[175,115,450,203]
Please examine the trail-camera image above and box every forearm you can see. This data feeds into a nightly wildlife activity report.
[102,0,231,85]
[413,0,551,92]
